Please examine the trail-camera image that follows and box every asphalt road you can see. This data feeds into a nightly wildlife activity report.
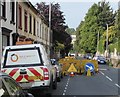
[51,64,120,96]
[30,64,120,97]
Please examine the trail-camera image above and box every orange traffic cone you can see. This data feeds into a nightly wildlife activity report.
[70,72,74,77]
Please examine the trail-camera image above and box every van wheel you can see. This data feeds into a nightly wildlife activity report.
[52,77,57,90]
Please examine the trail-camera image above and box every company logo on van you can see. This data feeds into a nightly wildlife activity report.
[11,54,18,62]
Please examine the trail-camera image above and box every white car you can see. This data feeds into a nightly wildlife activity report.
[1,44,57,90]
[0,71,34,97]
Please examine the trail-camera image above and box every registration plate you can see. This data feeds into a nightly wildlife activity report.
[28,76,43,80]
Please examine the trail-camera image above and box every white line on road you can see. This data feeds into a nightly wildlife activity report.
[64,90,66,93]
[100,71,105,75]
[115,84,120,88]
[63,93,65,95]
[99,68,107,70]
[63,78,70,95]
[65,87,67,90]
[106,76,112,81]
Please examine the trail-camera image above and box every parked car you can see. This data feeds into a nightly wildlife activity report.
[1,44,57,90]
[84,53,93,59]
[93,56,107,64]
[0,71,34,97]
[51,59,63,82]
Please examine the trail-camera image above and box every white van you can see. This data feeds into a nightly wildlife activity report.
[1,44,57,90]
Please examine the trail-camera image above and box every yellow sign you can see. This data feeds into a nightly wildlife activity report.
[28,76,43,80]
[67,64,77,72]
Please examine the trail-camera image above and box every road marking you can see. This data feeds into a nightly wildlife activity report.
[64,90,66,92]
[63,93,65,95]
[99,68,107,71]
[106,76,112,81]
[63,78,70,95]
[115,84,120,88]
[100,70,120,89]
[100,71,105,75]
[65,87,67,90]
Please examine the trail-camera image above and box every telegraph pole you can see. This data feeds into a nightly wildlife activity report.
[97,31,99,53]
[0,1,2,69]
[106,24,108,52]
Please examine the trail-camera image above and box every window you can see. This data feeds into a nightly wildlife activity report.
[29,14,32,34]
[33,18,36,35]
[24,10,28,32]
[2,0,6,19]
[4,78,20,96]
[0,81,10,97]
[42,25,44,40]
[18,5,22,29]
[39,24,41,38]
[37,21,39,37]
[10,0,15,24]
[45,27,47,41]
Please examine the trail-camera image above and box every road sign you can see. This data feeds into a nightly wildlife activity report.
[85,63,94,72]
[67,64,77,73]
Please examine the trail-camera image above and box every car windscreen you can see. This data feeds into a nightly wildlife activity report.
[3,47,43,68]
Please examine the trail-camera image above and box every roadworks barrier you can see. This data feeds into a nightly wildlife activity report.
[59,57,99,76]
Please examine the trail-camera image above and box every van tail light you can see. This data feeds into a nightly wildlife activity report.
[42,68,49,80]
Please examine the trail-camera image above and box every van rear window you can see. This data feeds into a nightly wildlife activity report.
[3,47,43,68]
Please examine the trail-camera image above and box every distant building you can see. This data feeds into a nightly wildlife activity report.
[71,35,76,47]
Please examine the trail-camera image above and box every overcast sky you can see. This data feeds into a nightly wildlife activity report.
[29,0,118,29]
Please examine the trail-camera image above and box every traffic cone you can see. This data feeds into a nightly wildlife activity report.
[87,69,91,76]
[70,72,74,77]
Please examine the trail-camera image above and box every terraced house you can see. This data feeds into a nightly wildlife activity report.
[1,0,17,48]
[0,0,52,54]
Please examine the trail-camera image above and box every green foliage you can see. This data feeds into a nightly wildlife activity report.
[66,28,75,35]
[75,1,116,54]
[36,2,72,55]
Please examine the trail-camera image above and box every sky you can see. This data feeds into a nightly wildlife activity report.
[29,0,119,29]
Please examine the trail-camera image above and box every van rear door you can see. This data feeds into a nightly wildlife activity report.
[2,46,45,83]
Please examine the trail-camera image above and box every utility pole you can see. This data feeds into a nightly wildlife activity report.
[105,23,109,58]
[106,24,108,52]
[0,0,2,69]
[97,31,99,53]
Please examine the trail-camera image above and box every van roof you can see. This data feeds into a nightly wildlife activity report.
[4,44,43,49]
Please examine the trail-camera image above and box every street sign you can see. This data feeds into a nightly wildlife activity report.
[67,64,77,73]
[85,63,94,72]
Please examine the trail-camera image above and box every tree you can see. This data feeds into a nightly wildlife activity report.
[66,28,75,35]
[36,2,72,56]
[75,1,116,54]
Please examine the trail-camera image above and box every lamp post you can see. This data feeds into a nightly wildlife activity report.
[0,0,2,69]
